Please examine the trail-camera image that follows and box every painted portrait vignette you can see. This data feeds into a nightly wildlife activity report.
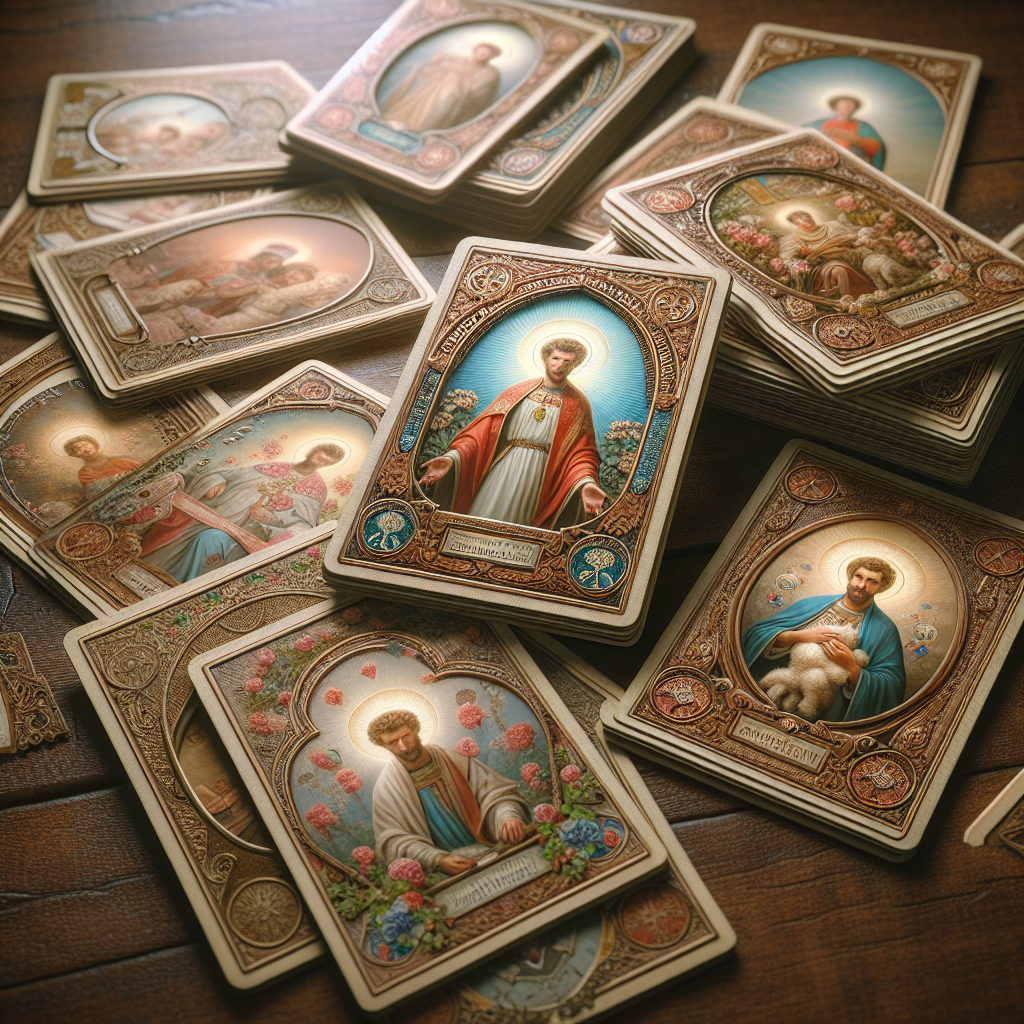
[414,290,654,534]
[730,514,967,727]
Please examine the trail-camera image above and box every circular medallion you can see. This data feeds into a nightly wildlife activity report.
[643,186,693,214]
[106,643,160,690]
[567,536,630,595]
[618,884,692,948]
[848,752,915,808]
[973,537,1024,576]
[499,147,546,177]
[57,521,115,560]
[464,261,512,300]
[416,142,458,172]
[977,259,1024,293]
[590,815,625,859]
[237,96,287,130]
[314,104,354,132]
[122,349,165,373]
[790,143,840,170]
[683,116,730,144]
[226,877,303,948]
[547,29,581,53]
[297,192,343,214]
[649,667,714,722]
[783,294,817,321]
[359,500,417,555]
[776,572,800,591]
[620,22,662,44]
[651,284,696,324]
[297,379,332,400]
[815,314,875,351]
[65,249,111,275]
[785,466,839,504]
[912,622,938,642]
[367,277,414,303]
[765,34,801,55]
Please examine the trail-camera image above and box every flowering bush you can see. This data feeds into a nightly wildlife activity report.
[454,737,480,757]
[257,648,276,667]
[457,703,485,729]
[561,817,601,848]
[245,677,264,693]
[332,476,354,497]
[249,711,272,736]
[560,764,582,785]
[361,663,377,680]
[388,858,426,887]
[535,765,603,882]
[335,768,362,793]
[324,687,345,706]
[534,803,560,824]
[295,635,315,653]
[420,388,480,463]
[309,749,337,770]
[351,846,375,873]
[278,691,292,706]
[401,891,424,912]
[521,763,542,784]
[305,802,336,833]
[502,722,535,752]
[379,902,416,945]
[599,420,644,497]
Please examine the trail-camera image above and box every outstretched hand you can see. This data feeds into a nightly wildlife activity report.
[581,481,608,517]
[438,853,475,875]
[418,456,453,488]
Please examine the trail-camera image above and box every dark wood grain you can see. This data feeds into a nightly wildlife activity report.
[0,1,1021,1022]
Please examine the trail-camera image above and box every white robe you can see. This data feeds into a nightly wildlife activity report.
[380,55,500,133]
[372,745,528,871]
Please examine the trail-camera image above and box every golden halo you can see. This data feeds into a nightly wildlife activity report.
[817,529,930,608]
[347,687,438,759]
[291,436,350,466]
[519,318,609,381]
[50,425,108,456]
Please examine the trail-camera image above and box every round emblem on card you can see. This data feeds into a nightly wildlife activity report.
[122,349,165,373]
[314,104,354,132]
[683,116,730,144]
[500,147,546,176]
[643,186,693,214]
[106,642,160,691]
[57,521,115,560]
[297,379,332,400]
[567,536,630,594]
[359,500,416,555]
[847,751,915,808]
[977,259,1024,293]
[776,572,801,591]
[911,622,938,642]
[618,884,692,948]
[226,877,303,948]
[972,537,1024,576]
[464,261,512,299]
[649,666,714,722]
[785,466,839,504]
[415,142,457,172]
[547,29,581,53]
[765,34,801,55]
[620,22,662,44]
[367,277,414,303]
[651,284,696,324]
[815,314,875,351]
[790,143,840,169]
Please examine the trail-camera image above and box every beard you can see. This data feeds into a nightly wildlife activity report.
[846,582,872,606]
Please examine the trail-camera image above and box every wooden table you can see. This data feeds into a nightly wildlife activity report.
[1,2,1021,1021]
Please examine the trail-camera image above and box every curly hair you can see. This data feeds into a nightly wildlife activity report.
[305,442,345,463]
[63,434,99,455]
[846,556,897,593]
[828,94,861,113]
[367,708,421,746]
[539,336,587,373]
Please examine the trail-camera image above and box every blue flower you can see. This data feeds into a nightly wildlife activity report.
[560,817,601,848]
[380,904,415,945]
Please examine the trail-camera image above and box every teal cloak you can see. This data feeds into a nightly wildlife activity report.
[806,117,887,169]
[741,594,905,721]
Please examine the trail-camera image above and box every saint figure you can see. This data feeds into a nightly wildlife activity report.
[779,210,878,299]
[806,96,886,170]
[742,557,906,721]
[63,434,141,499]
[418,337,608,529]
[369,708,529,875]
[379,42,503,133]
[131,441,344,582]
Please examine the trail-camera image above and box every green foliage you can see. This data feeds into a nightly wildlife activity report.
[598,421,644,497]
[419,389,479,464]
[536,769,601,883]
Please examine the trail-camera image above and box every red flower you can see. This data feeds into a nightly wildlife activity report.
[306,546,321,558]
[324,687,345,706]
[457,703,484,729]
[454,737,479,757]
[309,749,337,770]
[267,493,293,510]
[257,648,277,667]
[530,778,550,792]
[534,804,560,824]
[266,713,287,734]
[521,762,541,783]
[295,635,316,653]
[388,858,426,887]
[332,477,354,496]
[167,626,178,637]
[278,691,292,706]
[361,663,377,680]
[335,768,362,793]
[401,891,424,911]
[419,672,435,685]
[560,764,582,785]
[352,846,375,867]
[249,712,272,736]
[603,830,620,848]
[254,665,269,677]
[502,722,535,752]
[305,803,336,833]
[341,606,362,624]
[245,677,264,693]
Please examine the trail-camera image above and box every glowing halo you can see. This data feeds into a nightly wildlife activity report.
[347,687,438,759]
[822,88,872,117]
[50,425,108,456]
[817,529,934,609]
[518,317,609,382]
[292,436,350,466]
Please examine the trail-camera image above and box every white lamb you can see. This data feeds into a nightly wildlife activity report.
[760,623,869,722]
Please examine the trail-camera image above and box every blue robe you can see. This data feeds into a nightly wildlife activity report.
[419,787,477,851]
[741,594,905,721]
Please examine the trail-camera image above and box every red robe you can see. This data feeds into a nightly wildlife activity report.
[78,457,140,489]
[446,378,600,529]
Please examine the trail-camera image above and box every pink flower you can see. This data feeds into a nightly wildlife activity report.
[278,691,292,706]
[361,663,377,680]
[502,722,535,753]
[352,846,375,872]
[267,493,293,511]
[401,891,424,911]
[254,665,269,677]
[266,713,287,734]
[834,193,856,212]
[295,635,315,653]
[457,703,485,729]
[388,858,427,887]
[306,546,321,558]
[521,763,542,783]
[167,626,178,637]
[534,804,560,824]
[769,257,785,272]
[309,749,337,770]
[335,768,362,793]
[793,260,810,272]
[560,764,582,785]
[257,648,277,667]
[245,677,264,693]
[332,477,354,496]
[342,606,362,624]
[530,778,550,792]
[750,232,770,248]
[420,672,436,685]
[897,237,916,255]
[604,830,620,847]
[322,498,338,512]
[454,737,480,757]
[324,687,345,706]
[305,803,336,833]
[249,712,272,736]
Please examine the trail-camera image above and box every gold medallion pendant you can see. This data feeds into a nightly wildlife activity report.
[533,406,546,422]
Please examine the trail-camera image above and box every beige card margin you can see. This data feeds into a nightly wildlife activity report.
[963,767,1024,847]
